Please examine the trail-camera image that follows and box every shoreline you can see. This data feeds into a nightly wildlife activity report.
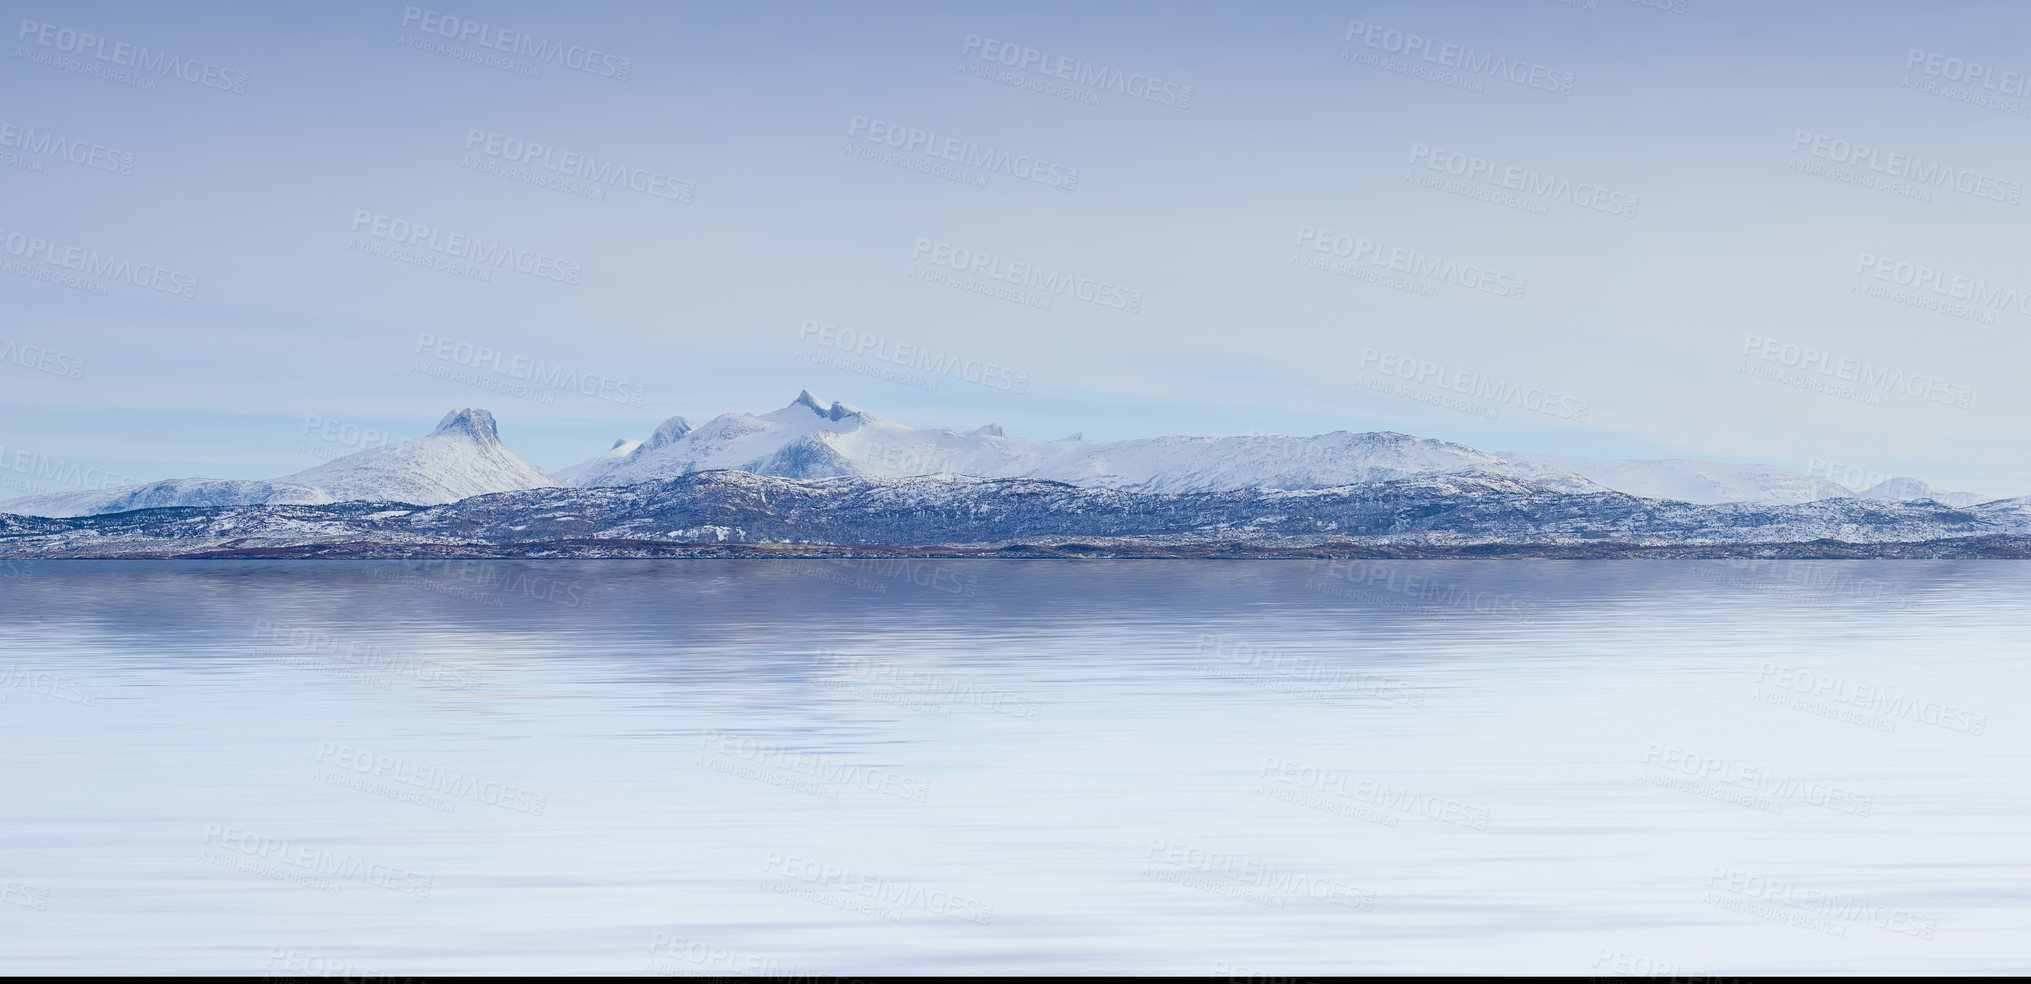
[8,536,2031,560]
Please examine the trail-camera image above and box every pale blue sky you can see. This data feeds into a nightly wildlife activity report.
[4,0,2028,495]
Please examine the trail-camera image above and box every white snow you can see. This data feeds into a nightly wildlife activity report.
[559,390,1610,495]
[1492,452,1858,505]
[0,408,554,517]
[6,392,1998,519]
[547,438,643,486]
[1494,451,1989,506]
[1858,477,1996,508]
[560,392,1996,506]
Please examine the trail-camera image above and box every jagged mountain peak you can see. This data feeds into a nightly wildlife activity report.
[645,416,697,451]
[1,408,552,517]
[433,408,501,445]
[556,392,1598,495]
[788,389,864,422]
[7,390,2008,522]
[790,389,829,414]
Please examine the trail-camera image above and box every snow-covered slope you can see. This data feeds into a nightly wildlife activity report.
[561,392,2003,505]
[283,408,553,503]
[559,390,1608,494]
[1859,477,1996,508]
[0,478,338,517]
[1496,451,1995,506]
[9,391,2000,518]
[1492,452,1859,505]
[548,438,643,486]
[0,409,553,517]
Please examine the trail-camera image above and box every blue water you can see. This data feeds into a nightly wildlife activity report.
[1,559,2025,975]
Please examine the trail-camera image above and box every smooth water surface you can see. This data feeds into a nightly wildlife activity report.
[1,559,2025,975]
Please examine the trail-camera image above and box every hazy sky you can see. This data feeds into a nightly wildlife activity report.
[5,0,2029,496]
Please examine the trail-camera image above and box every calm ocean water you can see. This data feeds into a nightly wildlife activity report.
[1,559,2025,975]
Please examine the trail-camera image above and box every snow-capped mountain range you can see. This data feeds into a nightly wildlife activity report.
[0,391,1997,518]
[557,390,1608,495]
[1491,452,1991,509]
[555,390,1993,506]
[1,409,554,518]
